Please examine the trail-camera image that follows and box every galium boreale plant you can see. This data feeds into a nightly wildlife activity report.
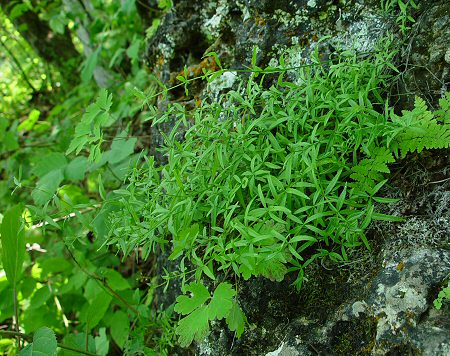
[103,38,450,346]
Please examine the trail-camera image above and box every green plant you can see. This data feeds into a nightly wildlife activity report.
[103,36,450,345]
[434,279,450,310]
[2,0,450,352]
[174,282,245,346]
[381,0,418,36]
[18,327,57,356]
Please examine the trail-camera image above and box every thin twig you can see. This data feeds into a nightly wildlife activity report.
[65,247,141,316]
[31,204,102,230]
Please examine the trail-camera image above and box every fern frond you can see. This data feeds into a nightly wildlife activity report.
[435,92,450,124]
[350,147,395,192]
[395,96,450,157]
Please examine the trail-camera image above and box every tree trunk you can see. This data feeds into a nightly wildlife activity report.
[0,1,80,83]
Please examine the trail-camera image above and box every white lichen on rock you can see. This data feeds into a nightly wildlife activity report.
[206,71,238,100]
[157,36,176,59]
[332,13,390,53]
[272,9,308,28]
[201,0,229,38]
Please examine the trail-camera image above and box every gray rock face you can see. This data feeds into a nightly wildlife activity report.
[142,0,450,354]
[364,248,450,354]
[397,1,450,110]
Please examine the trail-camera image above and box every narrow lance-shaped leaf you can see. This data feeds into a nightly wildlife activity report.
[0,204,25,286]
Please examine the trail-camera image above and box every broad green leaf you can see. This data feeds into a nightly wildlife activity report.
[17,109,40,131]
[208,282,236,320]
[110,310,130,348]
[102,131,137,165]
[0,205,25,286]
[0,117,8,141]
[81,289,113,330]
[39,257,72,277]
[64,157,88,181]
[59,272,87,294]
[32,153,67,178]
[29,286,51,310]
[95,327,109,356]
[174,283,210,315]
[126,38,141,60]
[48,14,66,34]
[31,170,64,205]
[84,279,103,300]
[60,333,96,356]
[176,306,209,347]
[18,327,57,356]
[66,89,113,159]
[226,302,246,338]
[81,48,100,83]
[22,306,59,333]
[2,132,19,151]
[10,3,29,19]
[100,268,131,291]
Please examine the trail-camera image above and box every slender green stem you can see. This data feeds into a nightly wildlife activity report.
[12,286,20,348]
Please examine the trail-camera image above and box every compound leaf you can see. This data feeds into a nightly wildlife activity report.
[176,306,209,347]
[208,282,236,320]
[174,283,210,315]
[226,301,246,338]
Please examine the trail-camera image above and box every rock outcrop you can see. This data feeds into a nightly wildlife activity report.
[143,0,450,354]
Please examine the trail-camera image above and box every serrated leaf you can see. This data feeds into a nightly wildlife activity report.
[176,306,209,347]
[258,259,287,282]
[0,204,25,286]
[18,327,57,356]
[226,302,246,338]
[174,283,210,315]
[208,282,236,320]
[66,89,113,158]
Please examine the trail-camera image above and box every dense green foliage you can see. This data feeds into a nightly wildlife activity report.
[106,42,450,343]
[0,0,448,354]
